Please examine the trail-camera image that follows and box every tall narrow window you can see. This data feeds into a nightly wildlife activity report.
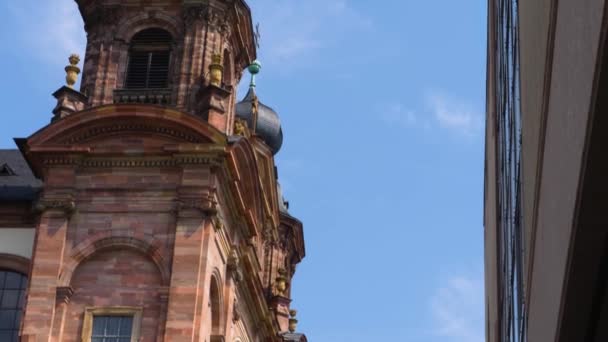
[125,28,172,89]
[0,270,28,342]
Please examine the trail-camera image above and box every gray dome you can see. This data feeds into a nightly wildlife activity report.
[235,87,283,154]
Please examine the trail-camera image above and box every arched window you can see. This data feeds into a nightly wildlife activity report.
[125,28,173,89]
[210,279,221,335]
[0,270,27,342]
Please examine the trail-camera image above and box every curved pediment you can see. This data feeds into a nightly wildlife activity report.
[27,104,226,149]
[19,105,228,179]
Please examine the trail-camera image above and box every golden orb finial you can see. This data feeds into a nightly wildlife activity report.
[65,54,81,88]
[209,53,224,87]
[288,309,298,333]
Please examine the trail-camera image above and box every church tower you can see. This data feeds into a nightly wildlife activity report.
[8,1,307,341]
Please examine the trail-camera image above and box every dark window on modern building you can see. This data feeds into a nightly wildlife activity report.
[91,316,134,342]
[125,28,172,89]
[0,270,28,342]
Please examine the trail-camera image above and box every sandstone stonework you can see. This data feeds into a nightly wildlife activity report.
[5,1,307,342]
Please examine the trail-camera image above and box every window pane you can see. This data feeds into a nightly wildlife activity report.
[0,272,6,287]
[118,316,133,336]
[148,51,170,88]
[119,338,131,342]
[90,338,104,342]
[17,290,25,309]
[13,311,21,328]
[126,52,149,88]
[20,277,27,289]
[4,273,21,289]
[1,290,19,309]
[0,332,12,342]
[0,309,16,329]
[92,316,106,336]
[106,317,120,335]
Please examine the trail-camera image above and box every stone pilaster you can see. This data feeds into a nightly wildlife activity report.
[21,196,73,341]
[50,286,74,342]
[163,185,216,341]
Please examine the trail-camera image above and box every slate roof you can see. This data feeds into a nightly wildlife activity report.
[280,333,307,342]
[236,87,284,155]
[0,149,42,201]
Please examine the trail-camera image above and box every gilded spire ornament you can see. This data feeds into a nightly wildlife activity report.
[288,309,298,333]
[209,53,224,87]
[275,268,288,295]
[65,54,81,88]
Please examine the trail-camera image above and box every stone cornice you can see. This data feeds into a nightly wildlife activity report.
[34,196,76,216]
[37,155,224,169]
[61,124,206,145]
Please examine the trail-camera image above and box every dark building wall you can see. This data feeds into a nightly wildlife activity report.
[518,0,552,286]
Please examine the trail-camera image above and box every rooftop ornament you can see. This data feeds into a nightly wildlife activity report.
[248,59,261,88]
[65,54,81,89]
[248,60,261,131]
[275,268,288,295]
[288,309,298,333]
[209,53,224,87]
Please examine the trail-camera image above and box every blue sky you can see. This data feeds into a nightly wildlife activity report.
[0,1,486,341]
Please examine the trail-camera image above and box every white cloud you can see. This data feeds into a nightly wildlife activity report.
[251,0,372,71]
[4,0,86,66]
[430,274,484,342]
[426,92,483,136]
[378,92,482,137]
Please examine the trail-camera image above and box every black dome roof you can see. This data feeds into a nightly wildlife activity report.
[235,87,283,155]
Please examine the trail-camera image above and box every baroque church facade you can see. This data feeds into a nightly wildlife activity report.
[0,1,307,341]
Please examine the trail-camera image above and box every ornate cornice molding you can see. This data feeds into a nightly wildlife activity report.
[40,155,224,169]
[34,198,76,216]
[61,123,206,145]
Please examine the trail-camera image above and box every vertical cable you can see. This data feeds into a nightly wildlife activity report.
[494,0,525,340]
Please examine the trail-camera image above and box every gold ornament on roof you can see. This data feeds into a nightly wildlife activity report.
[288,309,298,333]
[275,268,288,295]
[209,53,224,87]
[65,54,81,88]
[251,92,259,133]
[234,118,251,137]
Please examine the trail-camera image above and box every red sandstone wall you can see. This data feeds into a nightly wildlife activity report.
[66,249,162,342]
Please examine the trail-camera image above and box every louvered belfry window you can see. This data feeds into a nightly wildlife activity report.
[125,28,172,89]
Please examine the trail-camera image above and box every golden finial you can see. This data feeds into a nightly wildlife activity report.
[288,309,298,333]
[65,54,81,88]
[275,268,288,295]
[209,53,224,87]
